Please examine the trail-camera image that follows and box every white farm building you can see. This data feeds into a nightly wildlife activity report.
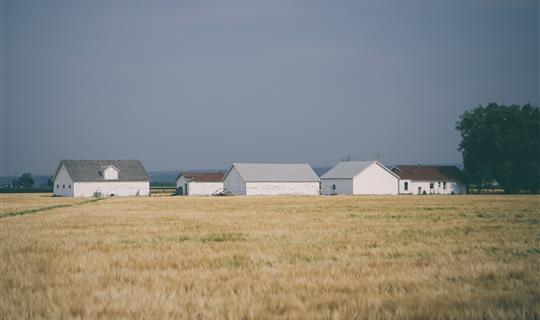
[223,163,320,195]
[321,161,399,195]
[176,172,224,196]
[391,165,466,195]
[52,160,150,197]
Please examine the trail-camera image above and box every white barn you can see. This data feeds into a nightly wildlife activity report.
[223,163,320,195]
[176,172,224,196]
[52,160,150,197]
[321,161,399,195]
[391,165,466,195]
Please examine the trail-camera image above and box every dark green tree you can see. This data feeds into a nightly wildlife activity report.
[18,173,34,188]
[456,103,540,193]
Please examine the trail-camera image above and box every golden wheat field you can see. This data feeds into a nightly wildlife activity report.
[0,193,539,319]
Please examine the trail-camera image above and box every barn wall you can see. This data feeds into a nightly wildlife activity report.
[223,166,246,195]
[321,179,353,195]
[74,182,150,197]
[53,165,74,197]
[399,179,412,194]
[353,164,399,195]
[404,180,465,195]
[187,182,224,196]
[245,182,319,195]
[176,176,186,189]
[176,176,189,195]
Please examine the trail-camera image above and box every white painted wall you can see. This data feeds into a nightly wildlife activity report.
[400,179,412,194]
[321,179,353,195]
[73,181,150,197]
[223,166,246,195]
[399,180,465,195]
[353,163,399,195]
[103,167,118,180]
[176,176,186,189]
[185,182,223,196]
[176,176,189,195]
[53,165,74,197]
[223,166,319,195]
[245,182,319,195]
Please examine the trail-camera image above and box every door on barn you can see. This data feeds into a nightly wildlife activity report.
[417,187,422,195]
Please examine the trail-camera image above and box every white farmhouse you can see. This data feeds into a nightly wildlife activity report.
[52,160,150,197]
[176,172,224,196]
[391,165,466,195]
[321,161,399,195]
[223,163,320,195]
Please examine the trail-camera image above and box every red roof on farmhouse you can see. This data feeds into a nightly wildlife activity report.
[391,165,463,181]
[180,172,224,182]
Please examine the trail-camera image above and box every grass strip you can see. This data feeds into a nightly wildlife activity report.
[0,198,105,219]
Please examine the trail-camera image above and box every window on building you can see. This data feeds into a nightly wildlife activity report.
[63,184,65,188]
[429,182,434,189]
[404,182,408,191]
[443,181,447,190]
[56,184,59,189]
[332,184,336,190]
[68,185,71,189]
[438,181,441,188]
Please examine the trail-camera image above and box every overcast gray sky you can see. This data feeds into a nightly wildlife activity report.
[2,0,538,175]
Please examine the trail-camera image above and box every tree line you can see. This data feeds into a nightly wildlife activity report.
[456,102,539,193]
[9,173,53,189]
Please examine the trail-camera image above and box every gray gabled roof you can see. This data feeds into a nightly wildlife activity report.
[226,163,320,182]
[53,160,150,182]
[321,161,398,179]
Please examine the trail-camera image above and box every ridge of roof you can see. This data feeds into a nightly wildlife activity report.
[321,161,398,179]
[391,165,462,181]
[54,160,150,182]
[226,162,320,182]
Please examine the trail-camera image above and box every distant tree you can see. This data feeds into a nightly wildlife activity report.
[39,177,53,188]
[11,179,19,188]
[18,173,34,188]
[456,103,540,193]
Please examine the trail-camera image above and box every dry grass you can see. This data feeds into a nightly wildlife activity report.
[0,194,88,216]
[1,194,539,319]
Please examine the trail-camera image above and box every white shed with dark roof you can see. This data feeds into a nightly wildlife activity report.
[321,161,399,195]
[52,160,150,197]
[223,163,320,195]
[176,172,225,196]
[391,165,465,195]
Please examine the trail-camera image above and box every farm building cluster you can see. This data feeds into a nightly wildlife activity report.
[52,159,466,197]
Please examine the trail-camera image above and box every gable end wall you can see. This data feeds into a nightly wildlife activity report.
[53,165,74,196]
[223,166,246,195]
[352,163,399,195]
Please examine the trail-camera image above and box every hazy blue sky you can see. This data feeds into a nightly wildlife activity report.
[2,0,538,175]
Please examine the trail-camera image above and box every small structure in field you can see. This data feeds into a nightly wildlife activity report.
[391,165,465,195]
[52,160,150,197]
[176,172,224,196]
[321,161,399,195]
[223,163,320,195]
